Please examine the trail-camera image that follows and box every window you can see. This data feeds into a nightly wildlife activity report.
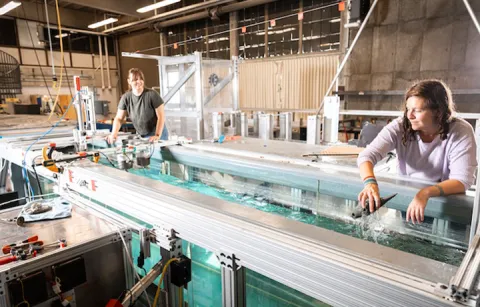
[238,5,265,59]
[0,17,17,46]
[92,36,115,56]
[69,32,91,53]
[43,28,69,52]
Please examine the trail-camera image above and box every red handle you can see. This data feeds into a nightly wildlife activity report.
[0,256,16,265]
[23,235,38,243]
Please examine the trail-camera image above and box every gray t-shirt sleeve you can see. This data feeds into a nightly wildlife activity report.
[118,93,128,110]
[150,90,164,110]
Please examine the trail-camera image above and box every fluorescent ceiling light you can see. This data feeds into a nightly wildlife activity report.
[88,18,118,29]
[55,33,69,38]
[0,1,21,15]
[329,18,341,23]
[137,0,180,13]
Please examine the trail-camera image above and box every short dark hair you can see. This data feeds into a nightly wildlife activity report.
[402,79,456,146]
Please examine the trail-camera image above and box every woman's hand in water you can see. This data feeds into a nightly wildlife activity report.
[406,190,429,224]
[148,135,159,142]
[105,134,116,144]
[358,183,381,213]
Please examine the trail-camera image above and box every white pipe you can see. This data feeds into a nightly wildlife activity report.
[156,0,277,28]
[316,0,379,116]
[104,36,112,89]
[103,0,235,33]
[98,36,105,90]
[463,0,480,35]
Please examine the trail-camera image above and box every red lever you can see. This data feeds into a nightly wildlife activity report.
[0,256,17,265]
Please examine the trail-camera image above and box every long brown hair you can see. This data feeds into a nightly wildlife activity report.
[127,68,145,90]
[401,79,456,146]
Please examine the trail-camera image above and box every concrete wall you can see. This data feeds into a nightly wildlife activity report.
[118,30,161,93]
[343,0,480,113]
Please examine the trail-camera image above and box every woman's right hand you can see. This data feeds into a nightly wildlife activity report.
[105,134,117,144]
[358,183,381,213]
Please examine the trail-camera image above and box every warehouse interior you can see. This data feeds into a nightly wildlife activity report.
[1,0,480,306]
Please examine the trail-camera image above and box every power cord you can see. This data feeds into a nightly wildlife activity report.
[14,278,30,307]
[152,258,179,307]
[22,93,78,198]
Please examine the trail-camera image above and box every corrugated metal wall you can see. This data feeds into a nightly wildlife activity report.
[239,52,339,120]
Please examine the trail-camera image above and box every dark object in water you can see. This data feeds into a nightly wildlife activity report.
[351,193,397,219]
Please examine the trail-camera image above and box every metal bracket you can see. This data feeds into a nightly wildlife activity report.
[153,225,182,258]
[448,234,480,303]
[139,228,152,259]
[217,251,242,271]
[218,251,246,307]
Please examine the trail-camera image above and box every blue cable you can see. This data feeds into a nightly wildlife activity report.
[22,93,79,198]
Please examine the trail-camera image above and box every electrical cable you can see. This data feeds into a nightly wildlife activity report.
[0,193,58,208]
[152,258,179,307]
[14,279,30,307]
[21,6,57,112]
[43,0,56,79]
[136,1,340,54]
[117,228,152,307]
[47,0,66,121]
[178,286,183,307]
[99,151,116,168]
[22,94,78,198]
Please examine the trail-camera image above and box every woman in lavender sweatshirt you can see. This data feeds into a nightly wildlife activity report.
[357,80,477,224]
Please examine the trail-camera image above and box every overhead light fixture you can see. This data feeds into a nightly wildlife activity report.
[329,18,341,23]
[137,0,180,13]
[55,33,69,38]
[88,18,118,29]
[0,1,21,15]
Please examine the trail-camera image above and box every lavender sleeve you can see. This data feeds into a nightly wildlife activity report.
[357,120,400,167]
[447,124,477,189]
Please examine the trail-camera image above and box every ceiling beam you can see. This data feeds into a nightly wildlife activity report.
[58,0,155,18]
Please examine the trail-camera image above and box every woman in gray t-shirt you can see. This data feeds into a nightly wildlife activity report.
[107,68,168,143]
[357,80,477,224]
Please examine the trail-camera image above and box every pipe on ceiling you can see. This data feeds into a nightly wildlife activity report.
[154,0,278,29]
[103,0,236,34]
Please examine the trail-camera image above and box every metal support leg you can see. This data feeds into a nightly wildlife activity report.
[219,252,246,307]
[213,112,225,139]
[307,115,322,145]
[253,112,260,136]
[259,114,274,140]
[156,226,183,307]
[323,96,340,143]
[240,112,248,137]
[232,112,241,136]
[231,57,239,111]
[194,52,204,140]
[470,119,480,244]
[279,112,292,141]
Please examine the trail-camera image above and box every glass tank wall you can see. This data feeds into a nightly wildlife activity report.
[119,157,467,266]
[93,148,468,306]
